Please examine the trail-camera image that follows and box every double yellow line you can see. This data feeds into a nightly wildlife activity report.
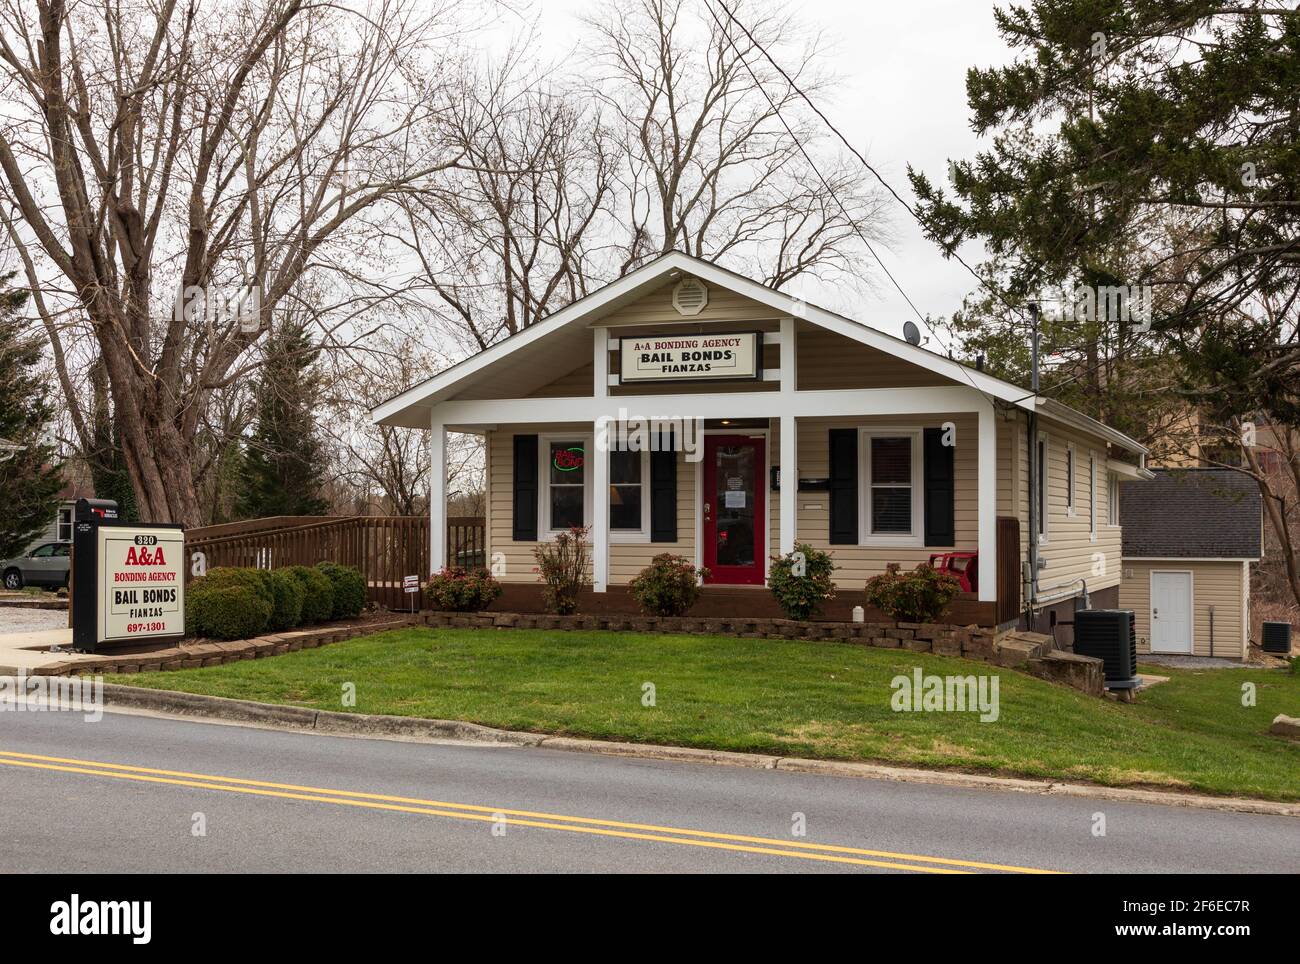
[0,749,1059,873]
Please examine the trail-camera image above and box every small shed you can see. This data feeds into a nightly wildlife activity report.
[1119,469,1262,659]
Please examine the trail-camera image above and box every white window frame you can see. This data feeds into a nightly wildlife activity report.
[539,433,593,535]
[1065,442,1076,517]
[1088,451,1097,542]
[607,445,652,543]
[1107,470,1121,527]
[56,506,73,542]
[1036,431,1050,545]
[858,427,924,547]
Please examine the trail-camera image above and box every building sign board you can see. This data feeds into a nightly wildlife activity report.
[95,525,186,646]
[619,332,761,384]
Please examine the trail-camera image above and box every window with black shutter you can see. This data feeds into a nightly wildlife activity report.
[650,446,677,542]
[512,435,538,541]
[828,428,858,544]
[923,427,955,546]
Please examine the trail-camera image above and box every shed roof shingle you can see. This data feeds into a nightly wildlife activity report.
[1120,468,1262,559]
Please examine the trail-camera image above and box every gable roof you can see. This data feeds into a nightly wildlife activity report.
[370,251,1145,456]
[1120,468,1262,559]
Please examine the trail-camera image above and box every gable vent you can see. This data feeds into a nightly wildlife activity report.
[672,277,708,316]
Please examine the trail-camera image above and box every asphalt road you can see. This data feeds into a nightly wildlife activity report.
[0,707,1296,873]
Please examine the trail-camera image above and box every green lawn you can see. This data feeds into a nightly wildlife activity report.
[108,628,1300,800]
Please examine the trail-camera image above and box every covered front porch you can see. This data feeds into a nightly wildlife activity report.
[426,370,1011,624]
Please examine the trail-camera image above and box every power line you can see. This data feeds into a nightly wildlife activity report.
[709,0,1030,329]
[704,0,994,401]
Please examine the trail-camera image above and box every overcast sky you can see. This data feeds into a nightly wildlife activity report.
[516,0,1013,348]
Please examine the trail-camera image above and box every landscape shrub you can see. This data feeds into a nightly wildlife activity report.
[864,563,963,622]
[185,572,272,640]
[285,565,334,623]
[265,568,306,631]
[315,561,366,619]
[425,567,503,612]
[629,554,708,617]
[768,544,837,620]
[533,526,591,615]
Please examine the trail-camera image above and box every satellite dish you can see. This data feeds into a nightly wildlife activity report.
[902,320,922,346]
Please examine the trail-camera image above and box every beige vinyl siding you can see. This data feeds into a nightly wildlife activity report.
[796,325,951,390]
[1035,423,1121,596]
[532,363,594,397]
[486,423,695,586]
[599,279,781,327]
[1119,560,1249,658]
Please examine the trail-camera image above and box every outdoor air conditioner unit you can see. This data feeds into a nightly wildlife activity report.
[1261,621,1293,655]
[1072,609,1139,690]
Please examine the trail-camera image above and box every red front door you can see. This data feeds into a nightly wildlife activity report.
[702,435,766,585]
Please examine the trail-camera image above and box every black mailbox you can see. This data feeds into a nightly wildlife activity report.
[75,498,119,522]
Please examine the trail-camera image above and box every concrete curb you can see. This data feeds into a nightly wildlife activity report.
[94,682,1300,818]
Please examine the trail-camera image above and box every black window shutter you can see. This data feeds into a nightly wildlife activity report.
[650,444,677,543]
[828,429,858,545]
[923,427,955,547]
[512,435,539,541]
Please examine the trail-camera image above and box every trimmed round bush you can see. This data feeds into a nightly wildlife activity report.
[285,565,333,623]
[265,568,306,630]
[315,561,366,619]
[864,562,962,622]
[185,576,272,640]
[424,567,502,612]
[768,543,837,620]
[629,554,707,617]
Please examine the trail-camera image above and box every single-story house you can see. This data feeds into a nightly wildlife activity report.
[1119,468,1263,659]
[373,251,1150,629]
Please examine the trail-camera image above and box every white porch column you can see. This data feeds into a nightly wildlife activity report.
[779,317,797,556]
[592,418,609,592]
[429,417,447,573]
[592,328,610,591]
[780,415,797,555]
[977,400,996,602]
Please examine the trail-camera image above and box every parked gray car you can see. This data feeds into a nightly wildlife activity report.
[1,542,71,590]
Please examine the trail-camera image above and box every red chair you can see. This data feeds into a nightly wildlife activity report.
[928,551,978,593]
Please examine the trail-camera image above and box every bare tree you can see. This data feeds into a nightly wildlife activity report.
[584,0,891,285]
[0,0,469,524]
[398,48,620,350]
[318,326,482,516]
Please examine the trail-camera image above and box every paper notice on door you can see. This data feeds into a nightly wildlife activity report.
[724,490,746,508]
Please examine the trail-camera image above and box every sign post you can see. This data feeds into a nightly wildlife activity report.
[71,500,186,652]
[403,574,420,614]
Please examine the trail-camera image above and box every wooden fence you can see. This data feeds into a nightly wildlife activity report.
[447,515,486,569]
[186,515,486,611]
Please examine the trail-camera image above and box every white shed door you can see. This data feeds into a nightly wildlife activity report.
[1151,571,1193,654]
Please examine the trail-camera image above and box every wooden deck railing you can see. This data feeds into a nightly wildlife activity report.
[447,515,486,569]
[186,515,486,611]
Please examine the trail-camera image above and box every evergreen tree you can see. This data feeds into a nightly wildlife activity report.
[908,1,1300,424]
[236,323,329,518]
[0,276,64,557]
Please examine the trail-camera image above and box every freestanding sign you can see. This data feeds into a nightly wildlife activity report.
[96,525,186,646]
[72,506,185,652]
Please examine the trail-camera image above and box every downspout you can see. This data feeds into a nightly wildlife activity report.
[1025,303,1041,619]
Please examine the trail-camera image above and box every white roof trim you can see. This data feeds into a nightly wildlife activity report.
[371,250,1144,458]
[1107,458,1155,481]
